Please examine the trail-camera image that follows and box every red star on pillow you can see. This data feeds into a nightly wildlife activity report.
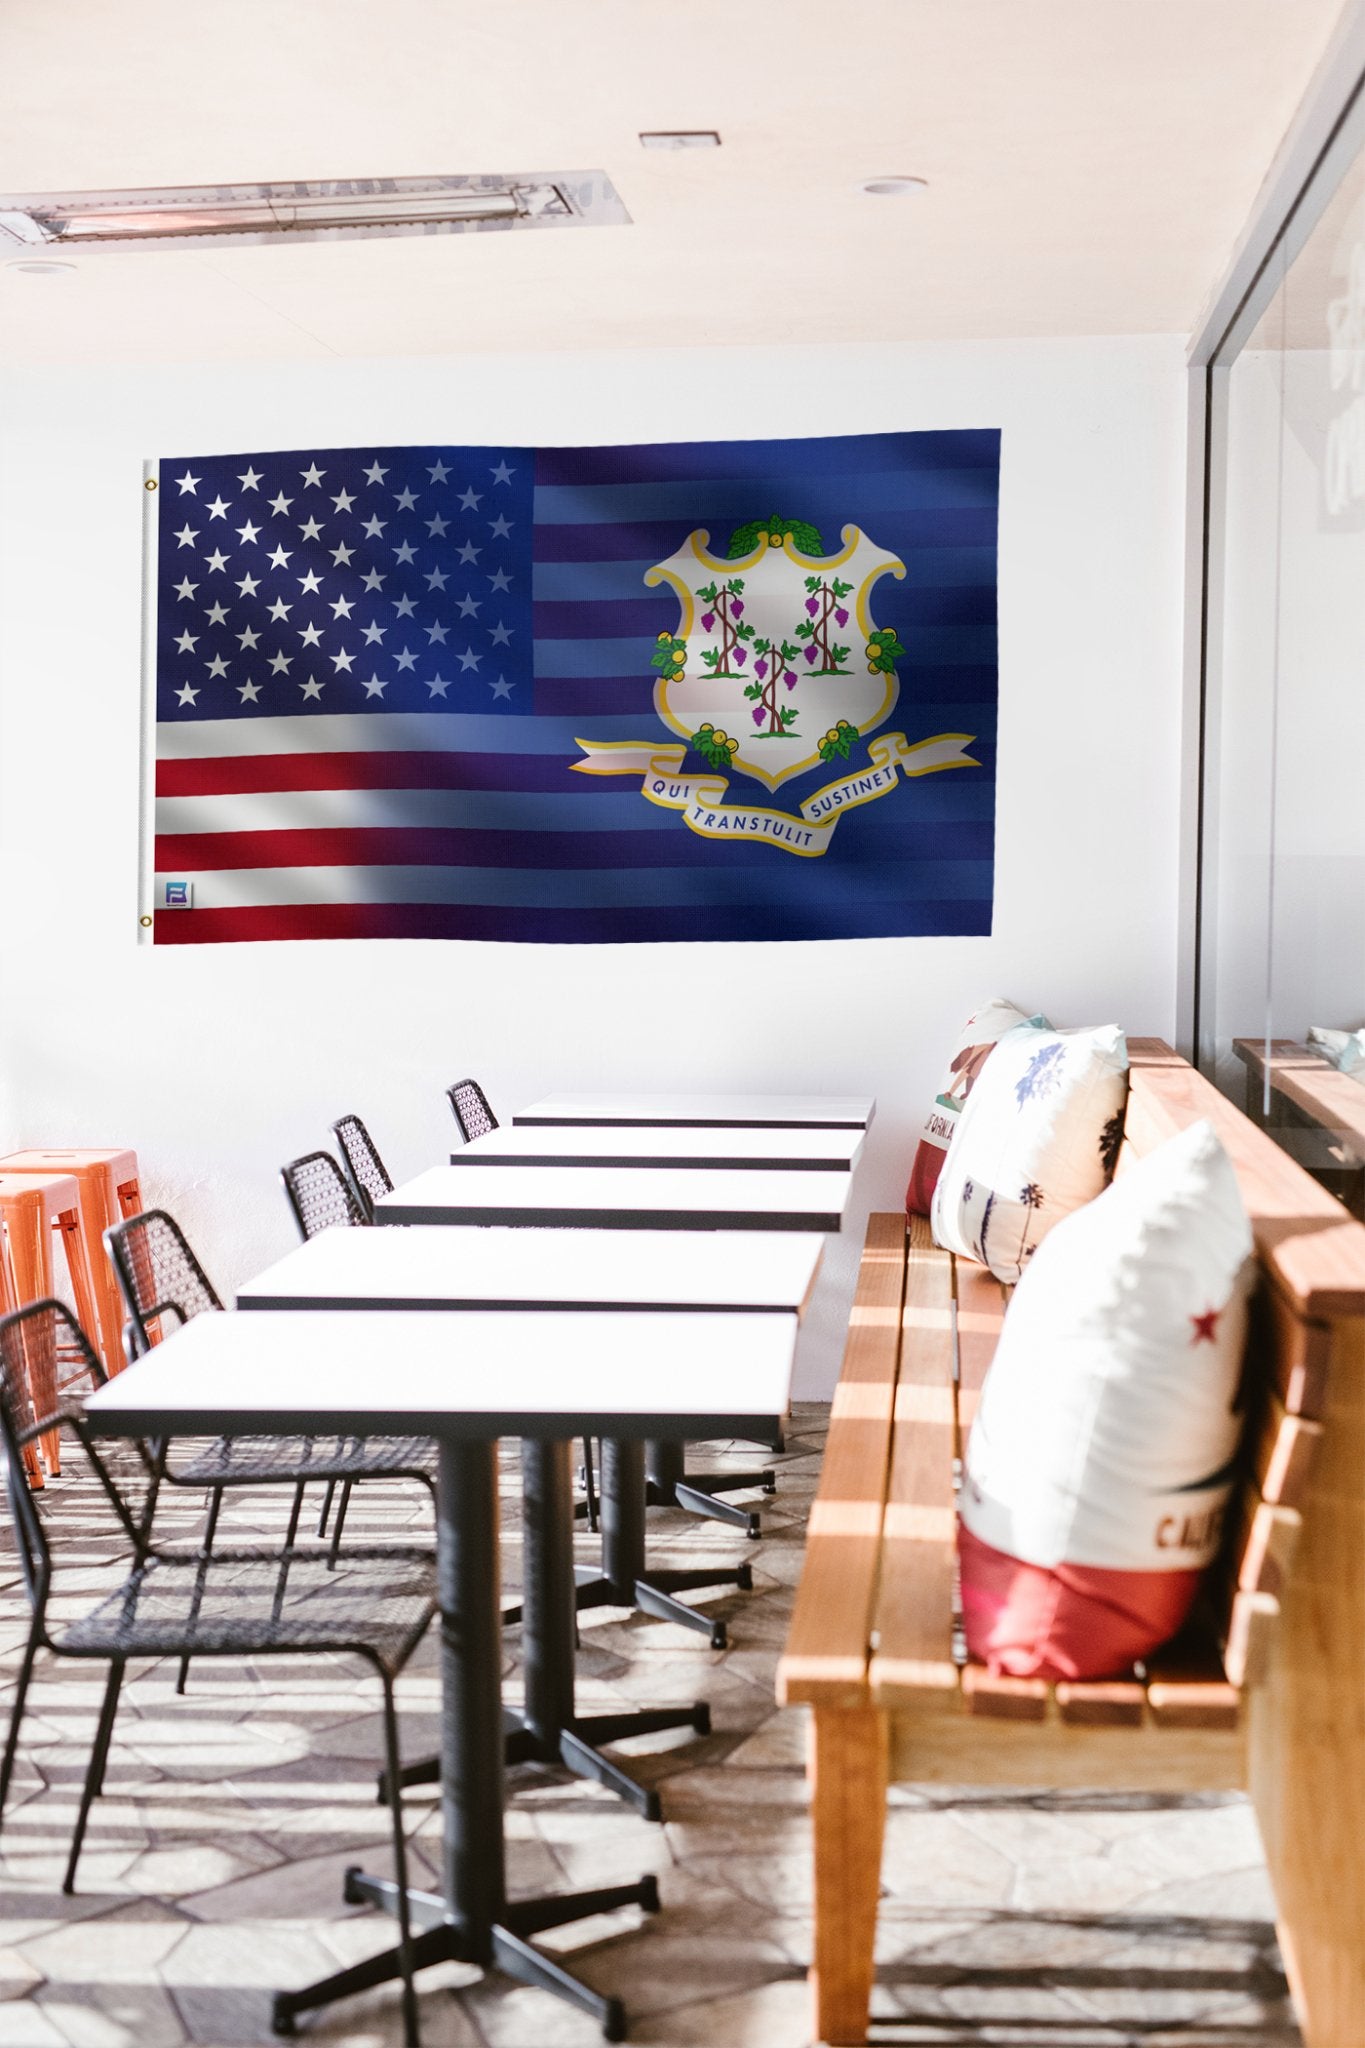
[1189,1307,1220,1345]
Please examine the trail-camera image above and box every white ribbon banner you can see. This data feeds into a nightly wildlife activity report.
[572,730,978,857]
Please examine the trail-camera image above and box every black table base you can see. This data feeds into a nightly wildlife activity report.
[643,1439,776,1539]
[276,1441,659,2043]
[571,1438,751,1650]
[384,1441,716,1818]
[271,1865,657,2042]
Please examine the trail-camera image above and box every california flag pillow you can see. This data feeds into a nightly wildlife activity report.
[931,1022,1129,1283]
[958,1118,1254,1680]
[905,999,1048,1216]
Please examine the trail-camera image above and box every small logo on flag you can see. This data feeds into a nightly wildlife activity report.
[161,879,193,908]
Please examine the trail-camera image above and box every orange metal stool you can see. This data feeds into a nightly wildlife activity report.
[0,1171,106,1475]
[0,1149,142,1376]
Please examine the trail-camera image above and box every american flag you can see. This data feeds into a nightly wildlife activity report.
[151,432,999,943]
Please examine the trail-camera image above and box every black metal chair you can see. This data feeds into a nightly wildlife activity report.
[331,1113,394,1223]
[277,1157,442,1560]
[280,1148,366,1235]
[0,1299,432,2045]
[446,1078,498,1144]
[105,1208,437,1664]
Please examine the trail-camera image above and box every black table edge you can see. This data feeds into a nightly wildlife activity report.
[373,1204,843,1233]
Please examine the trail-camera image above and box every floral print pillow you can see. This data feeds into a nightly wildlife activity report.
[930,1022,1129,1283]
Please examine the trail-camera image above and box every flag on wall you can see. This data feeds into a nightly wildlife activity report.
[149,430,999,943]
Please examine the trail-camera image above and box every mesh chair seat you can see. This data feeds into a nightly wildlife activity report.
[53,1544,437,1677]
[169,1432,437,1487]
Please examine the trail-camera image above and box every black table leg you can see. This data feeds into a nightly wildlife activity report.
[272,1439,657,2044]
[388,1440,711,1815]
[574,1440,752,1651]
[510,1438,709,1819]
[644,1438,777,1539]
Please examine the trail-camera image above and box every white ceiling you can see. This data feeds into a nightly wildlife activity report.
[0,0,1348,366]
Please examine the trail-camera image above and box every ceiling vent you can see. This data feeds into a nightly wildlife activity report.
[0,172,630,256]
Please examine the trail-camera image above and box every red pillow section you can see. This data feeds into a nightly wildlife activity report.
[958,1524,1201,1682]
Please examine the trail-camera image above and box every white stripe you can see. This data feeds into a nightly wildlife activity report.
[156,712,624,760]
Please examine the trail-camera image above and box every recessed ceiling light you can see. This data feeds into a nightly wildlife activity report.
[0,174,630,256]
[4,258,77,275]
[860,176,928,197]
[639,132,721,150]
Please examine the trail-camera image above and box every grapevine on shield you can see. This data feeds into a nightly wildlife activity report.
[695,579,755,677]
[746,638,802,736]
[795,575,854,674]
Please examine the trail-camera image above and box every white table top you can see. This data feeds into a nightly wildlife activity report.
[237,1225,824,1316]
[456,1125,864,1172]
[374,1164,851,1233]
[83,1309,796,1441]
[511,1092,875,1131]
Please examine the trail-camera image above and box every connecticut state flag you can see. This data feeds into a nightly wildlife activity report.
[149,430,999,944]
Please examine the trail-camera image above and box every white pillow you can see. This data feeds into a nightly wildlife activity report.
[960,1118,1254,1574]
[931,1022,1129,1283]
[1307,1024,1365,1077]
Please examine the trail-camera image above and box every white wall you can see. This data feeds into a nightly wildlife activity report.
[0,335,1187,1396]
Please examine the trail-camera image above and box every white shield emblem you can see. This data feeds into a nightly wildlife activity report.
[645,521,906,790]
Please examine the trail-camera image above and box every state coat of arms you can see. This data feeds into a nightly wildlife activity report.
[574,512,978,857]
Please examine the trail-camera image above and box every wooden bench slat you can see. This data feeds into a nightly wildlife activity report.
[1251,1393,1324,1510]
[962,1666,1049,1720]
[1249,1276,1331,1419]
[777,1211,907,1707]
[1143,1628,1242,1730]
[869,1217,958,1699]
[1224,1587,1280,1688]
[953,1256,1008,1452]
[1055,1679,1147,1727]
[1230,1494,1302,1598]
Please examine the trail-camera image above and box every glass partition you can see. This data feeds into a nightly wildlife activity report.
[1203,132,1365,1213]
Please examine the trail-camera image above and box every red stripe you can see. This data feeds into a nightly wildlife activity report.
[154,905,447,943]
[154,751,592,797]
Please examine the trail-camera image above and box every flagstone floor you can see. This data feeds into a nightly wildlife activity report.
[1,1408,1299,2048]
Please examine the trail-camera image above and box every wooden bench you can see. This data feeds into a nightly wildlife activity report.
[778,1038,1365,2047]
[1235,1035,1365,1217]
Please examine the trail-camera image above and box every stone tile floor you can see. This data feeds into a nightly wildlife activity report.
[1,1407,1300,2047]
